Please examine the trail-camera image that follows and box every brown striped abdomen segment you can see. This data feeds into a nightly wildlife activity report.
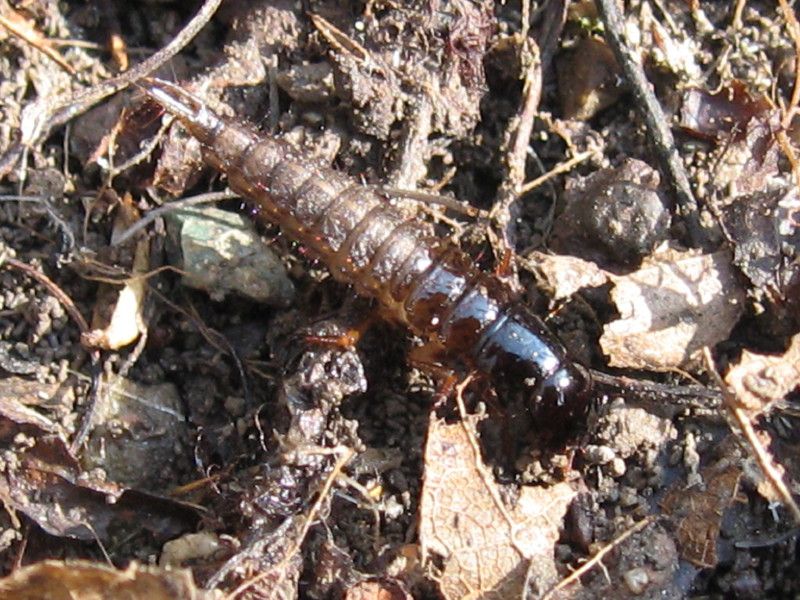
[204,123,446,322]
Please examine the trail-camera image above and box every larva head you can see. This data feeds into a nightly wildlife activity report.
[475,305,592,428]
[536,362,592,423]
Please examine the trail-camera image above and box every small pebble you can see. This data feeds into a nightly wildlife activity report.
[584,444,615,465]
[609,457,627,477]
[623,567,650,594]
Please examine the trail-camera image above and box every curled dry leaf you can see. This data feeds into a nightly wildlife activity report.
[527,251,608,301]
[419,416,576,599]
[0,560,209,600]
[682,81,781,199]
[82,195,148,350]
[724,333,800,416]
[601,248,745,371]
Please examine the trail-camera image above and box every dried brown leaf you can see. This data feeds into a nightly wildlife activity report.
[0,560,209,600]
[420,417,576,599]
[0,378,64,431]
[724,333,800,416]
[601,248,745,371]
[680,81,772,141]
[661,453,743,568]
[718,187,800,302]
[0,393,195,540]
[527,252,608,301]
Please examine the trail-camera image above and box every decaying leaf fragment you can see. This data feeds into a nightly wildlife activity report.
[419,416,576,599]
[82,194,148,350]
[661,447,743,568]
[0,393,195,541]
[0,560,209,600]
[601,248,745,371]
[527,251,608,301]
[724,333,800,416]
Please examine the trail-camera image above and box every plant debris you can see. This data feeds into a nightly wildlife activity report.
[0,560,208,600]
[601,247,746,371]
[420,415,576,599]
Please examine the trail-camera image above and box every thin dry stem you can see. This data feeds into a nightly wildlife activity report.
[517,149,597,197]
[0,9,75,74]
[703,348,800,523]
[542,515,657,599]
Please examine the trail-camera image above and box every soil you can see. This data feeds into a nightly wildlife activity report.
[0,1,798,599]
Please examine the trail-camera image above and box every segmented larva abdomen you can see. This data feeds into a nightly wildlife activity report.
[205,120,474,340]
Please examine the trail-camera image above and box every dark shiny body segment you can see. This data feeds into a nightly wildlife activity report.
[141,79,592,426]
[403,249,471,335]
[389,243,438,303]
[439,283,503,351]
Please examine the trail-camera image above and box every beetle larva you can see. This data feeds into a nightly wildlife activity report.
[140,78,591,425]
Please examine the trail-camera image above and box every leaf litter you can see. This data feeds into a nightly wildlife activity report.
[0,1,799,599]
[420,413,576,599]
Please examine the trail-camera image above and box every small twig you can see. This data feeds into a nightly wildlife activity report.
[488,35,543,288]
[778,0,800,126]
[702,348,800,523]
[0,0,223,179]
[595,0,707,249]
[517,149,597,197]
[542,515,657,599]
[112,190,237,246]
[521,0,531,40]
[732,0,747,30]
[492,37,542,223]
[0,9,75,75]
